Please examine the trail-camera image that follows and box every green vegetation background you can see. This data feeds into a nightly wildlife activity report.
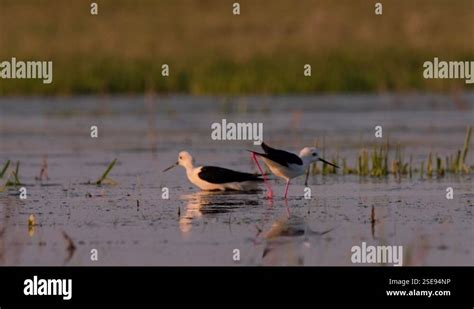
[0,0,473,95]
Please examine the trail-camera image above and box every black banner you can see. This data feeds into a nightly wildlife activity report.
[0,267,471,306]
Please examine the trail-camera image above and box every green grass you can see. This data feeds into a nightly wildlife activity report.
[96,159,117,185]
[0,0,473,95]
[461,126,472,173]
[2,161,23,187]
[0,160,10,178]
[311,126,473,178]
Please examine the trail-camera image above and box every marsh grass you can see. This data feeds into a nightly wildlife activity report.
[96,159,117,186]
[0,128,470,190]
[370,206,376,238]
[312,126,472,178]
[0,0,472,95]
[0,161,10,178]
[2,161,23,187]
[35,157,49,182]
[461,126,472,173]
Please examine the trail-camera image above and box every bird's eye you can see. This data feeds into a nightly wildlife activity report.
[312,153,316,156]
[179,156,182,160]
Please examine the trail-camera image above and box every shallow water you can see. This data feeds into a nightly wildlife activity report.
[0,94,473,266]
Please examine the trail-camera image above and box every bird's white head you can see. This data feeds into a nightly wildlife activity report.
[299,147,321,163]
[177,151,194,169]
[299,147,339,168]
[163,151,195,172]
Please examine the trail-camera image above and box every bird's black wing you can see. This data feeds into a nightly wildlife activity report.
[259,142,303,167]
[198,166,263,184]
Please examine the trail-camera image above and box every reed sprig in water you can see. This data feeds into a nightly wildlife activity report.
[311,126,472,178]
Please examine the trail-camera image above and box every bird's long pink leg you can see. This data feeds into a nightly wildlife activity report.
[252,153,273,199]
[284,198,291,216]
[284,180,291,200]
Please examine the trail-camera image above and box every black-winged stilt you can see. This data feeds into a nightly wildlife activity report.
[249,142,339,199]
[163,151,263,191]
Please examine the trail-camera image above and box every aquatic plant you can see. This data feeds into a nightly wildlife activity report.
[461,126,472,173]
[0,160,10,178]
[4,161,22,187]
[96,159,117,185]
[311,126,472,179]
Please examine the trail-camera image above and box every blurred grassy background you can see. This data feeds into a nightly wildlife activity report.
[0,0,473,95]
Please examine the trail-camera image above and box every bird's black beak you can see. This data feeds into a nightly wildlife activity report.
[163,161,178,172]
[319,158,339,168]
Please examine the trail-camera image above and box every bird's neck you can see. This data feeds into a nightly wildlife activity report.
[183,162,194,173]
[300,156,312,167]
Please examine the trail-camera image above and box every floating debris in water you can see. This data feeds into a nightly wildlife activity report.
[28,214,35,226]
[62,231,76,263]
[28,214,36,237]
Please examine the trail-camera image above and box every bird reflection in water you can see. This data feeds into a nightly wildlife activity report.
[259,214,333,266]
[179,191,260,237]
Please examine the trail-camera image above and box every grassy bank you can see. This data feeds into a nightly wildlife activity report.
[0,0,473,95]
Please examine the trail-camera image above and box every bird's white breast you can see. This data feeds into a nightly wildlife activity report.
[262,158,305,180]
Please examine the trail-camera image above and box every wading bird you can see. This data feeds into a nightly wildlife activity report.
[163,151,263,191]
[249,142,339,199]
